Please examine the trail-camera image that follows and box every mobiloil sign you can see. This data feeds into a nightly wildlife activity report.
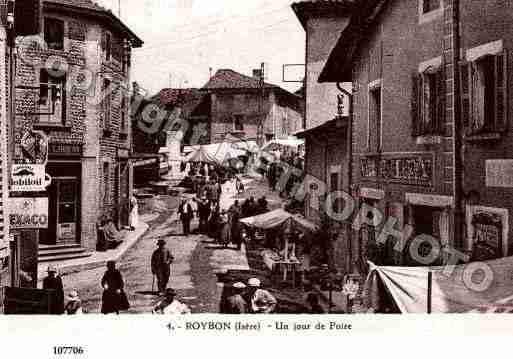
[10,164,51,192]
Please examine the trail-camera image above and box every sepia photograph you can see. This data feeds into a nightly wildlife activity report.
[1,0,513,333]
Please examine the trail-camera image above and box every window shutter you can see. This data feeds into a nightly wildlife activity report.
[494,51,507,132]
[61,74,67,124]
[459,61,471,134]
[411,73,421,136]
[101,31,107,52]
[435,68,445,134]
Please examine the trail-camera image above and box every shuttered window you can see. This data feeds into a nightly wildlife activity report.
[460,51,508,136]
[411,67,445,136]
[44,18,64,50]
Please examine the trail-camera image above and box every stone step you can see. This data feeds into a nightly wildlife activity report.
[38,244,92,263]
[39,251,92,263]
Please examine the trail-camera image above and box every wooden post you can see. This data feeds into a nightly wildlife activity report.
[427,270,432,314]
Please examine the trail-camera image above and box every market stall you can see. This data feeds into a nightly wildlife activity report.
[240,209,318,286]
[366,256,513,313]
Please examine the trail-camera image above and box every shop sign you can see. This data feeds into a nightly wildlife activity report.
[49,143,83,156]
[9,197,49,229]
[10,164,52,192]
[361,154,434,187]
[486,159,513,188]
[471,211,502,259]
[359,187,385,200]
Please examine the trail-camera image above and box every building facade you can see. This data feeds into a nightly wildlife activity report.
[319,0,513,274]
[203,69,303,143]
[14,0,142,252]
[292,0,354,273]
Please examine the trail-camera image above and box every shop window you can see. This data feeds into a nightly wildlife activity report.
[460,52,507,137]
[368,82,382,152]
[39,68,66,125]
[233,114,244,132]
[412,67,444,136]
[44,17,64,50]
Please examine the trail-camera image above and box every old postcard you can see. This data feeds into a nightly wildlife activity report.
[0,0,512,356]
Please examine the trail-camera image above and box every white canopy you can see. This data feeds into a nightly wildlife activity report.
[366,256,513,313]
[261,136,304,150]
[240,208,317,233]
[183,141,258,164]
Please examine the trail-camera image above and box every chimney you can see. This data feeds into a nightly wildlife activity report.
[253,69,262,79]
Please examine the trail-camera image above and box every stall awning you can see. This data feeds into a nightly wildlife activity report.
[240,209,318,232]
[367,256,513,313]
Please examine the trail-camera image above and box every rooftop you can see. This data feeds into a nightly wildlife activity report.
[45,0,143,47]
[291,0,356,29]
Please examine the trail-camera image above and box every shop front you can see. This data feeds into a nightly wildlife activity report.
[39,143,83,246]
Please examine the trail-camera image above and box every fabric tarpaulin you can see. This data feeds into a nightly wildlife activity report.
[185,146,219,164]
[240,209,317,233]
[366,256,513,313]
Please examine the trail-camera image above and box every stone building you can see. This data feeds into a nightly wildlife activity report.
[203,69,303,143]
[14,0,142,257]
[319,0,513,273]
[292,0,354,273]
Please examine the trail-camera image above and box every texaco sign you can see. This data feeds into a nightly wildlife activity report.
[8,197,49,229]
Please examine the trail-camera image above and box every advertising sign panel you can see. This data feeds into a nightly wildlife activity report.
[9,197,49,229]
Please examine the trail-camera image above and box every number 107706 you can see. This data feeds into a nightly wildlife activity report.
[53,347,84,355]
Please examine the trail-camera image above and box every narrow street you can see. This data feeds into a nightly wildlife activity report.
[60,191,250,314]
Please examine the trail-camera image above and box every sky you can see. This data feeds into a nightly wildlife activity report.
[96,0,306,96]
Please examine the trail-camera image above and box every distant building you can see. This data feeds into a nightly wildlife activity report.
[202,69,303,143]
[14,0,143,256]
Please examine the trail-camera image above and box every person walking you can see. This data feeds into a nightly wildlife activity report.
[196,195,211,234]
[224,282,248,314]
[64,290,83,315]
[42,265,65,314]
[129,196,139,231]
[101,261,129,314]
[178,198,194,236]
[152,288,190,314]
[151,239,174,295]
[245,278,277,314]
[228,200,242,250]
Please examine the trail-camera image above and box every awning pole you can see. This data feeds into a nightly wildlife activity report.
[427,270,432,314]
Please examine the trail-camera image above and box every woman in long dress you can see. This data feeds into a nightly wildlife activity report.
[129,196,139,230]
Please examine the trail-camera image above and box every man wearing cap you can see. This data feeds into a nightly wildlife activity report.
[245,278,277,314]
[151,239,174,294]
[152,288,190,314]
[42,265,65,314]
[224,282,248,314]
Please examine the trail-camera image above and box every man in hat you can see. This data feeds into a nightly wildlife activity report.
[151,239,174,294]
[152,288,190,314]
[42,265,65,314]
[224,282,248,314]
[178,198,194,235]
[245,278,277,314]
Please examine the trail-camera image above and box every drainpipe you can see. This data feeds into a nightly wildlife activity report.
[337,82,354,274]
[452,0,464,252]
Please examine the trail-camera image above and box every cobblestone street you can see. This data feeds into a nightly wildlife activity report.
[59,192,249,314]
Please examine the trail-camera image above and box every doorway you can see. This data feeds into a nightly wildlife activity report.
[40,177,80,246]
